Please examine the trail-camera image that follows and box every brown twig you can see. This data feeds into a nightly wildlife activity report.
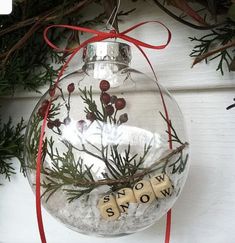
[192,40,235,67]
[2,22,42,65]
[0,0,92,37]
[72,142,189,187]
[153,0,225,30]
[0,0,93,64]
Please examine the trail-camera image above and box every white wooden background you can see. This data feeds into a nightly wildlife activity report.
[1,1,235,243]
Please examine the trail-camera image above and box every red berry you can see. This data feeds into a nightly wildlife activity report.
[99,80,110,92]
[119,113,128,123]
[49,86,56,97]
[53,119,61,127]
[63,117,71,125]
[38,107,46,118]
[101,92,111,105]
[42,99,49,108]
[47,121,54,129]
[110,95,117,104]
[105,105,114,116]
[115,98,126,110]
[67,83,75,93]
[77,120,86,132]
[86,112,96,122]
[78,120,85,126]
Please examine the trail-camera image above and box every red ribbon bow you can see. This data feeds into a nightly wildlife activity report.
[36,21,173,243]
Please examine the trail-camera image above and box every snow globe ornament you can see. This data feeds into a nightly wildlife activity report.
[25,41,189,236]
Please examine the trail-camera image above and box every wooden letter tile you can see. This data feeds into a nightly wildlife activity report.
[133,179,155,204]
[98,194,120,220]
[116,188,136,213]
[150,173,173,199]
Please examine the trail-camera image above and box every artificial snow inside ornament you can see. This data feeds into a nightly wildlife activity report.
[25,41,189,236]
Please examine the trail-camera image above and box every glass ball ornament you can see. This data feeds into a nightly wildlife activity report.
[24,41,189,237]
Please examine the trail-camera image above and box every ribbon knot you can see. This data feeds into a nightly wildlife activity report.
[44,21,171,62]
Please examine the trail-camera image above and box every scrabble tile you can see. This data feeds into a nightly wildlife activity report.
[133,179,155,204]
[116,188,136,213]
[98,194,120,220]
[150,173,173,199]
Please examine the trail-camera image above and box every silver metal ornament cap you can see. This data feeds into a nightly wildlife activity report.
[83,41,132,65]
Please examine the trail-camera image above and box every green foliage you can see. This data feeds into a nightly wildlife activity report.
[25,86,189,202]
[0,118,26,181]
[0,0,78,95]
[190,20,235,75]
[0,0,135,96]
[40,135,154,202]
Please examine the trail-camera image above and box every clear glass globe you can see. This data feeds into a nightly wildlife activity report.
[24,41,189,237]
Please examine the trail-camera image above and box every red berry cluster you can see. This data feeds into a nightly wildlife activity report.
[99,80,128,123]
[37,99,62,129]
[47,119,61,129]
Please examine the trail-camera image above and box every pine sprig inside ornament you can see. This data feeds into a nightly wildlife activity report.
[25,80,188,202]
[0,117,26,181]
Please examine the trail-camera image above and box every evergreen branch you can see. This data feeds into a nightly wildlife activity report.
[0,0,92,37]
[0,117,26,181]
[1,15,47,64]
[40,141,187,202]
[0,1,99,95]
[65,188,94,203]
[79,86,104,120]
[62,143,188,187]
[159,111,184,145]
[0,160,15,181]
[169,152,189,174]
[192,39,235,67]
[190,20,235,74]
[153,0,225,30]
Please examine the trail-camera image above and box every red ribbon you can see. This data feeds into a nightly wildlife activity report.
[36,21,173,243]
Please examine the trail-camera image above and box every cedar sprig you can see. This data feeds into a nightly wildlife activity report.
[79,86,104,121]
[153,0,231,30]
[159,111,184,145]
[39,140,188,202]
[37,123,188,202]
[25,114,48,170]
[0,117,26,181]
[25,100,62,169]
[41,139,96,202]
[106,142,152,191]
[159,111,189,174]
[189,19,235,75]
[169,152,189,174]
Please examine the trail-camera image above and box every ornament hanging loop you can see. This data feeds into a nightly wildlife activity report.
[104,0,121,34]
